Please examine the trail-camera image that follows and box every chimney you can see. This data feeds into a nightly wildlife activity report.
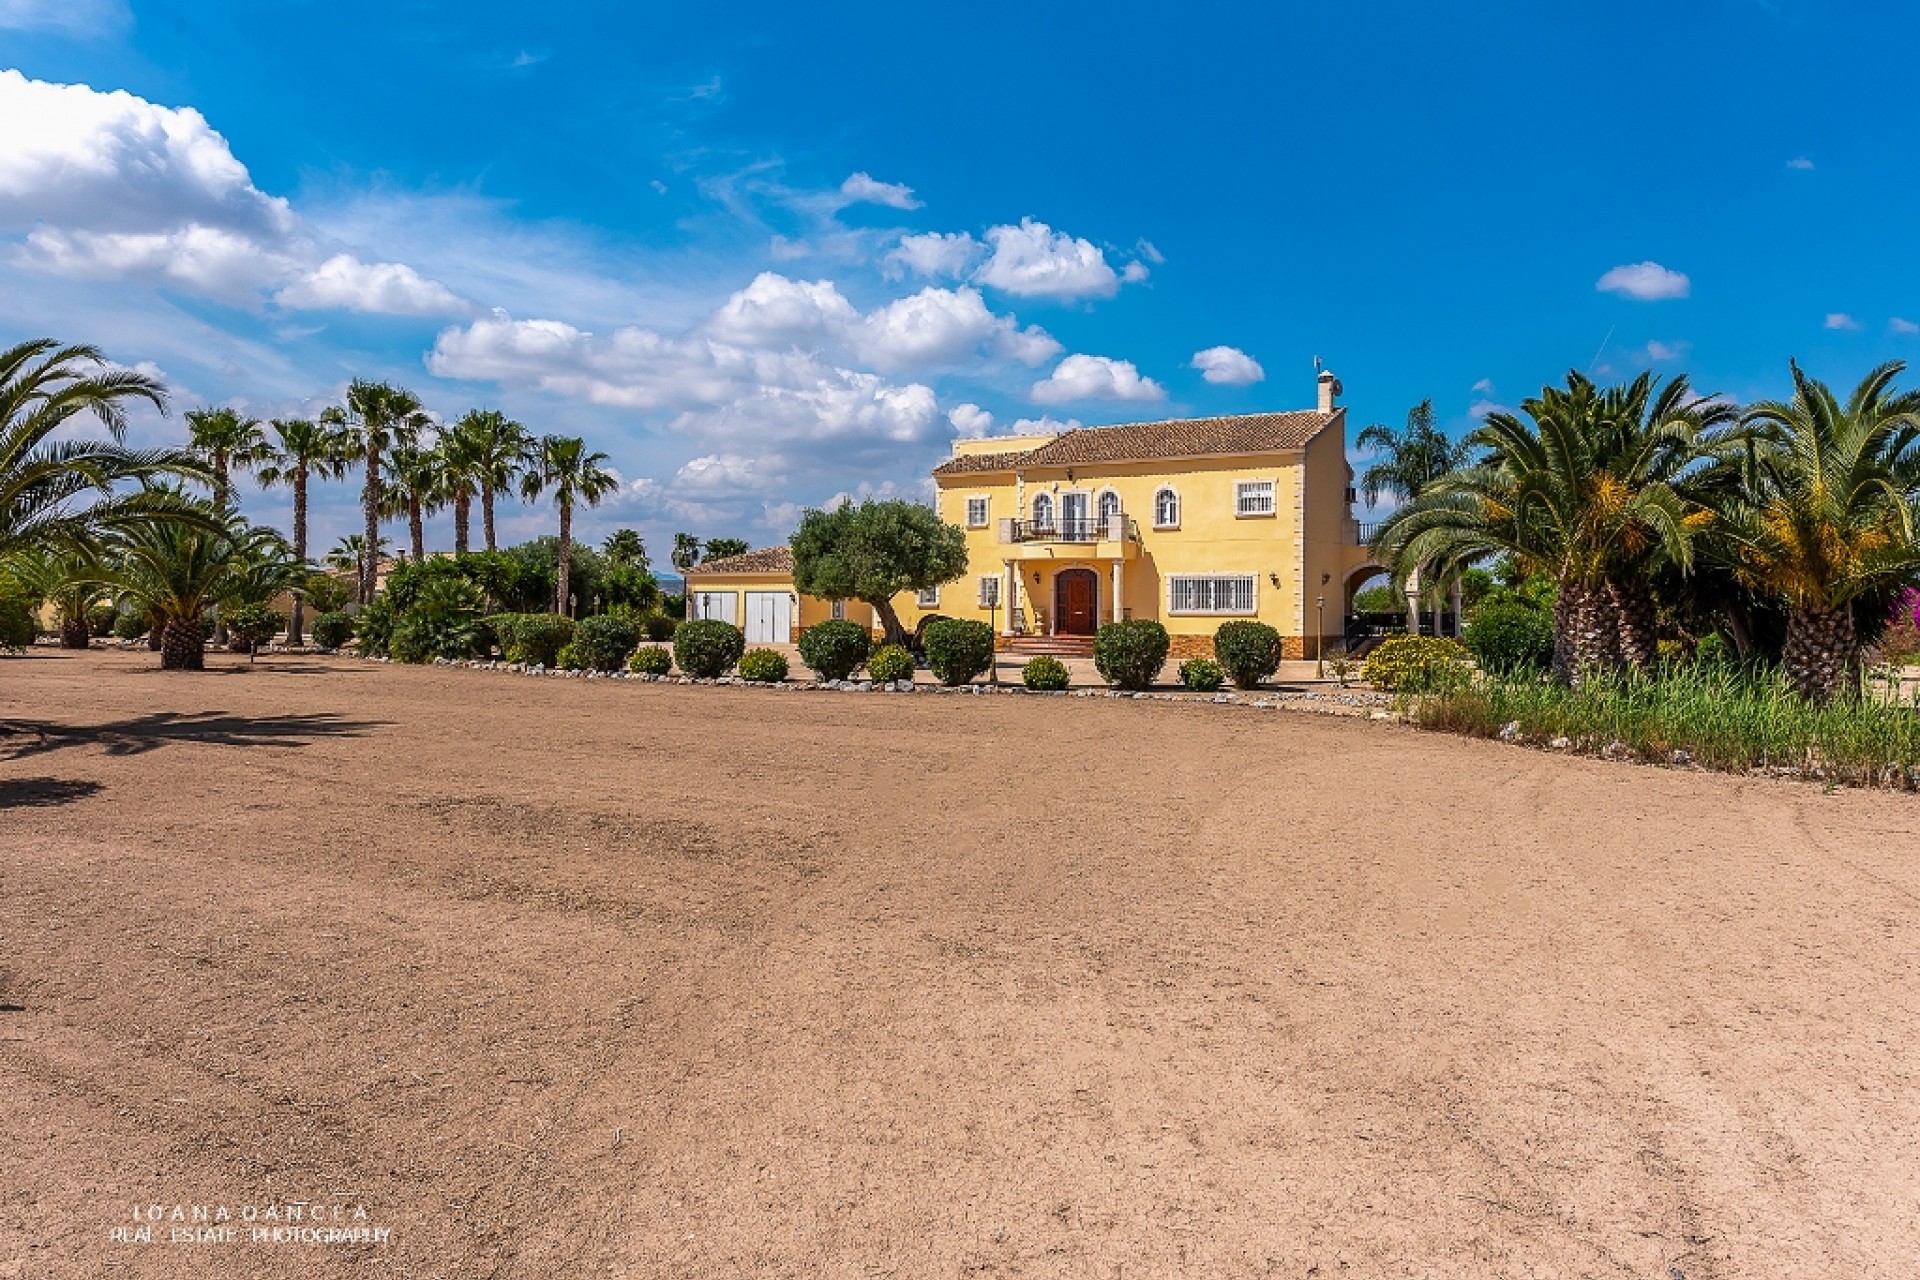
[1317,367,1342,414]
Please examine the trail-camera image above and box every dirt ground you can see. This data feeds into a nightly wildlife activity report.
[2,648,1918,1279]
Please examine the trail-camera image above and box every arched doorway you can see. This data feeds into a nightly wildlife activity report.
[1054,568,1099,635]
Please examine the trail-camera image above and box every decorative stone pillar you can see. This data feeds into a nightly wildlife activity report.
[1003,560,1017,635]
[1448,575,1463,638]
[1111,560,1124,624]
[1405,565,1422,635]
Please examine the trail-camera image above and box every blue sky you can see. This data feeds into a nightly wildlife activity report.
[3,0,1917,558]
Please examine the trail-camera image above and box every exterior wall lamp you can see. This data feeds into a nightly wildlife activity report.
[1268,572,1280,587]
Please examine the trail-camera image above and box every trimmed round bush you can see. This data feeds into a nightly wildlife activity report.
[86,602,116,636]
[309,611,354,649]
[1094,619,1170,691]
[490,612,575,666]
[629,645,673,675]
[674,618,746,678]
[642,613,679,642]
[1022,655,1070,691]
[1362,634,1471,692]
[571,613,640,672]
[112,608,149,642]
[1180,656,1225,691]
[1213,620,1282,689]
[0,590,34,649]
[222,601,283,655]
[738,648,789,683]
[797,619,872,681]
[923,618,994,686]
[868,643,915,684]
[1462,603,1553,674]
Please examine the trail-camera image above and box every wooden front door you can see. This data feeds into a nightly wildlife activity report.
[1055,568,1098,635]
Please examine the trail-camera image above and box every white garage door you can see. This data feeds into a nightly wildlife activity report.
[692,591,737,624]
[744,591,793,643]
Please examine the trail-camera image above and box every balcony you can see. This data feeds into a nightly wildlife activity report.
[1002,514,1138,545]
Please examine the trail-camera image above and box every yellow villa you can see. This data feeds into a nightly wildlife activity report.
[685,369,1385,660]
[907,369,1380,659]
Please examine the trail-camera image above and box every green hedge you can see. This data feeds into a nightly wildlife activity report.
[628,645,673,675]
[490,612,575,666]
[309,611,354,649]
[797,619,871,681]
[572,614,640,672]
[923,618,994,686]
[1363,634,1471,692]
[738,648,789,682]
[1462,603,1553,674]
[1213,620,1281,688]
[1022,655,1070,691]
[1094,619,1169,690]
[1180,657,1224,691]
[223,602,282,655]
[674,618,745,678]
[867,643,915,684]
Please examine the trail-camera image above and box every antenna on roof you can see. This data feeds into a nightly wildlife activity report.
[1313,355,1323,373]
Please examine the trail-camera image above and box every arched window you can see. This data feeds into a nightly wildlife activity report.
[1153,486,1180,529]
[1097,489,1122,528]
[1032,492,1054,530]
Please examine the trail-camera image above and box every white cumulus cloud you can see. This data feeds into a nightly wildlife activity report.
[883,230,982,280]
[1190,345,1265,386]
[838,172,921,210]
[1892,317,1920,335]
[1643,339,1688,362]
[1596,261,1690,301]
[1030,354,1165,404]
[947,403,995,438]
[703,272,857,348]
[275,254,472,316]
[854,286,1059,372]
[1825,313,1860,331]
[975,218,1134,301]
[1787,156,1815,171]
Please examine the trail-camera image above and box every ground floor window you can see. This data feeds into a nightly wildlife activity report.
[978,576,1001,606]
[831,599,846,620]
[917,586,940,607]
[1167,574,1256,615]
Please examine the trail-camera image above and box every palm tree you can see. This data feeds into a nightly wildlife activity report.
[1355,400,1479,508]
[434,433,481,555]
[703,537,750,561]
[446,409,530,554]
[671,532,701,576]
[384,444,444,563]
[1,338,203,564]
[1717,360,1920,702]
[17,548,107,648]
[323,380,428,603]
[94,504,302,670]
[325,533,387,576]
[603,528,647,569]
[520,435,617,615]
[184,406,270,510]
[257,418,344,645]
[1355,400,1481,637]
[1376,372,1724,684]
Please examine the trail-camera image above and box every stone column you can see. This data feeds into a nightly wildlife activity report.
[1111,560,1124,624]
[1448,575,1463,638]
[1003,560,1017,635]
[1405,565,1422,635]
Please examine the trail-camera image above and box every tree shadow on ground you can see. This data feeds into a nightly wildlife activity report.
[0,777,105,809]
[0,711,388,762]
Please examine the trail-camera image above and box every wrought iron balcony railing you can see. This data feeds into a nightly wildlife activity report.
[1004,514,1138,544]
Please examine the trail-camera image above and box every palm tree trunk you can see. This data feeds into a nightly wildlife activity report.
[1551,580,1622,686]
[212,456,231,645]
[160,616,205,671]
[408,499,425,563]
[361,446,381,605]
[1610,578,1659,673]
[453,493,471,555]
[482,485,497,553]
[1783,605,1858,704]
[146,614,163,651]
[289,469,307,646]
[556,502,572,615]
[60,610,89,649]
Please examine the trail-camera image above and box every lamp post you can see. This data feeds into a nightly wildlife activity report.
[1316,593,1325,679]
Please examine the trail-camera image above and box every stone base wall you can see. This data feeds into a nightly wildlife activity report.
[1168,633,1325,661]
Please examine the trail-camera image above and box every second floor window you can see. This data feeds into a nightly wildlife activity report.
[1097,490,1121,529]
[1235,479,1276,517]
[1031,493,1054,530]
[1154,487,1180,528]
[965,496,989,527]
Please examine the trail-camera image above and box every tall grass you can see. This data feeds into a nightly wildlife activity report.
[1407,664,1920,787]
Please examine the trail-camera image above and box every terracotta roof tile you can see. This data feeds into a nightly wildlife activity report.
[931,410,1334,477]
[684,546,792,576]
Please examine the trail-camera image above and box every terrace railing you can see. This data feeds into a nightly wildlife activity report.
[1002,514,1138,545]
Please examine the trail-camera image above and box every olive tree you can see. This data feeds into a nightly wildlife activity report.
[790,499,967,645]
